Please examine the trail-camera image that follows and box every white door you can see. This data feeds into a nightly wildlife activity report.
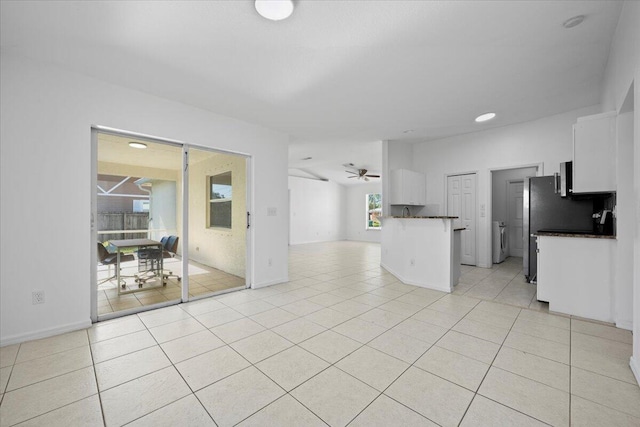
[447,174,476,265]
[507,180,525,257]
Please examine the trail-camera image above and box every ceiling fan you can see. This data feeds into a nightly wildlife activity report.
[344,164,380,181]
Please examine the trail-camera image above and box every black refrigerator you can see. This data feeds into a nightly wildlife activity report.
[523,176,593,283]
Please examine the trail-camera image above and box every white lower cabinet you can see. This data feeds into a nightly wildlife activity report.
[537,236,614,323]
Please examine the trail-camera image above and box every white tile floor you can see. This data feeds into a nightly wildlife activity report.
[1,241,638,426]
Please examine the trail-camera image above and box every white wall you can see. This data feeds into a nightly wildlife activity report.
[613,112,635,331]
[391,105,598,268]
[491,167,537,224]
[599,0,639,381]
[288,177,347,245]
[634,74,640,385]
[0,53,289,344]
[346,182,382,243]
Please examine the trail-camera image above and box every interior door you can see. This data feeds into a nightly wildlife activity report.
[447,174,476,265]
[507,180,525,257]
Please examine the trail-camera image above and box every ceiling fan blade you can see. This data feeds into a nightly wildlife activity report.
[347,176,358,178]
[365,174,380,178]
[345,170,358,174]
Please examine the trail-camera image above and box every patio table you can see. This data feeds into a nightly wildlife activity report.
[109,238,164,295]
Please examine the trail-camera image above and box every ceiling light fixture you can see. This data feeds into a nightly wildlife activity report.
[475,112,496,123]
[301,156,313,160]
[128,142,147,149]
[255,0,294,21]
[562,15,585,29]
[402,129,414,134]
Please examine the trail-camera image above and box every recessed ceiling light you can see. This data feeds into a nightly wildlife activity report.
[301,156,312,160]
[255,0,294,21]
[563,15,585,29]
[128,142,147,149]
[475,112,496,123]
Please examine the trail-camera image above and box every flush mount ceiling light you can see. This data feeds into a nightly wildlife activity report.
[402,129,414,134]
[475,112,496,123]
[255,0,294,21]
[128,142,147,149]
[563,15,585,29]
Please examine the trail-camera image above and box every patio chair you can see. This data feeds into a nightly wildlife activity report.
[161,236,181,282]
[97,242,134,286]
[137,235,181,282]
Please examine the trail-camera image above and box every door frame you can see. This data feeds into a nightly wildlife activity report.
[444,170,478,266]
[90,126,253,322]
[488,162,544,268]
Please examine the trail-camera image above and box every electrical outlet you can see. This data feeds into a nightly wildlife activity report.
[268,258,273,267]
[32,291,45,305]
[410,259,415,266]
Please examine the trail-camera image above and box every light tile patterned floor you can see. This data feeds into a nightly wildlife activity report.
[1,241,638,426]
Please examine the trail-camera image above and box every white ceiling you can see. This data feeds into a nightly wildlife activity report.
[98,132,221,171]
[1,1,623,185]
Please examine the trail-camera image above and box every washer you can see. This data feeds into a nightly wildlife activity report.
[493,221,508,263]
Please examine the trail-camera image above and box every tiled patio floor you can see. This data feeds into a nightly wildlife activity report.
[98,258,245,315]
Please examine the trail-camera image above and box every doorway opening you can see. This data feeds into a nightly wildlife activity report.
[490,166,538,264]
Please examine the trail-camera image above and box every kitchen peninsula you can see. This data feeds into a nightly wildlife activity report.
[381,216,462,293]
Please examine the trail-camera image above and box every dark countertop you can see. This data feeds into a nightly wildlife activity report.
[535,231,616,239]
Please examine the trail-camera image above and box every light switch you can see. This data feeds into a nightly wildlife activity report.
[267,207,277,216]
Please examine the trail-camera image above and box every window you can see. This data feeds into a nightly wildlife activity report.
[366,193,382,229]
[132,200,150,212]
[209,172,232,228]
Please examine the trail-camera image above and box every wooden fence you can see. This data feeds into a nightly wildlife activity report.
[97,212,149,242]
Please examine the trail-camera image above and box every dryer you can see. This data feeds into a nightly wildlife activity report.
[493,221,508,263]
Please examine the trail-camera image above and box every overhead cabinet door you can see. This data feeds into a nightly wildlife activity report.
[390,169,426,206]
[573,112,616,194]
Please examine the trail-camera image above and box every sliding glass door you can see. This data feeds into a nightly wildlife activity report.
[92,129,251,321]
[186,147,249,299]
[94,131,183,319]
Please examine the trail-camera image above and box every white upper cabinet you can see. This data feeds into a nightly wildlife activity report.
[572,111,616,194]
[390,169,426,205]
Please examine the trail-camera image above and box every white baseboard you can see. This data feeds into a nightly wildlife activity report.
[630,356,640,386]
[616,320,633,331]
[380,262,452,293]
[289,237,348,246]
[252,277,288,289]
[1,319,92,347]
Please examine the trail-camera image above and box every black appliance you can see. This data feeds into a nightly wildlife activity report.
[523,175,593,283]
[559,161,572,197]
